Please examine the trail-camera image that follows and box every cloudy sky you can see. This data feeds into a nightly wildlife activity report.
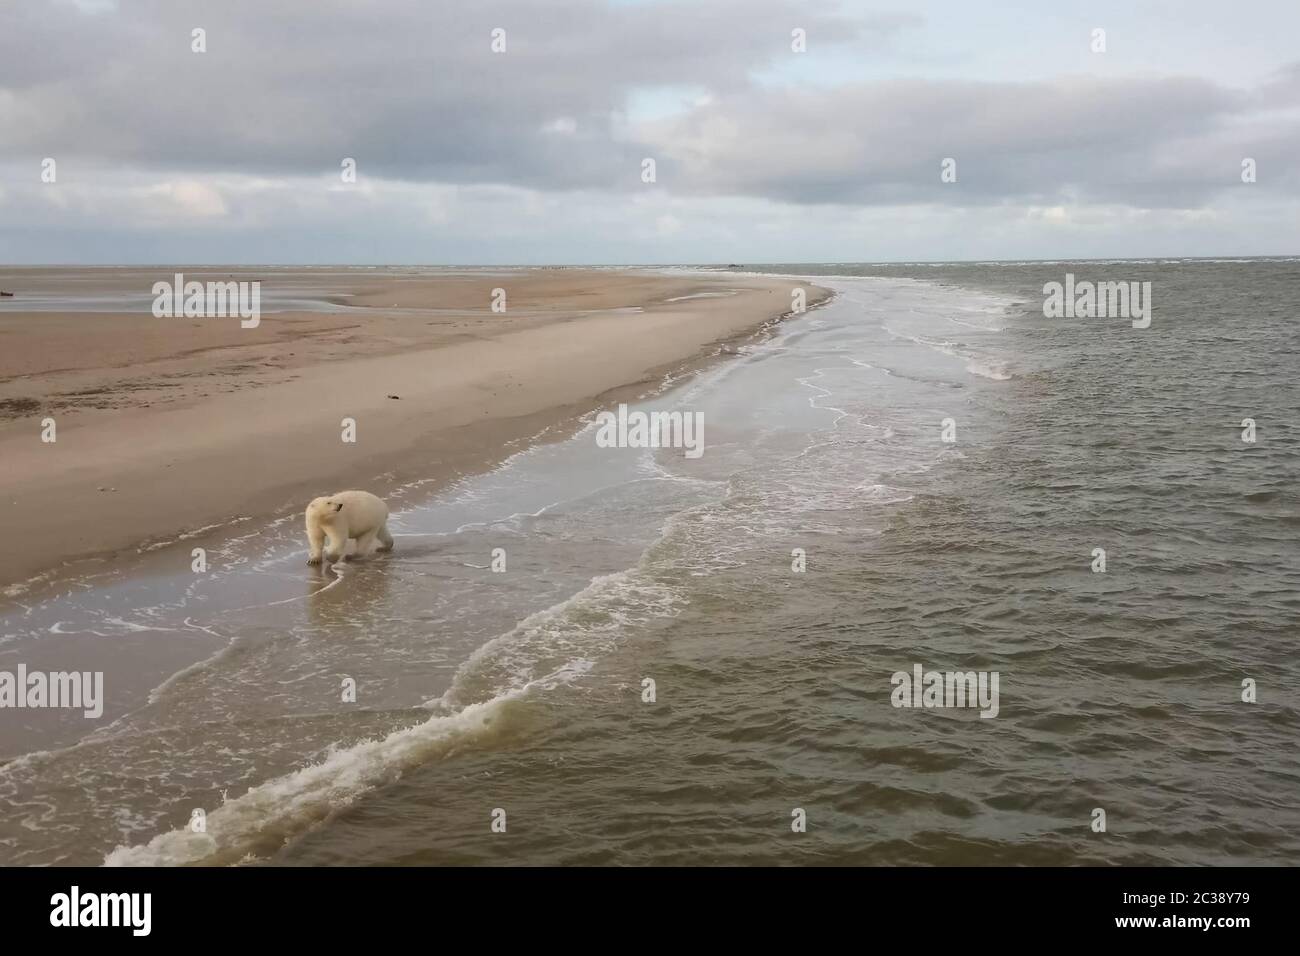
[2,0,1298,263]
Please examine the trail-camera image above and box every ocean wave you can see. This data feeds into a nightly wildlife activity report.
[881,326,1013,381]
[434,569,682,711]
[103,562,681,865]
[104,682,543,866]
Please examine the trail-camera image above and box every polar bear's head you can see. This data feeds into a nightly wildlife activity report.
[307,495,346,522]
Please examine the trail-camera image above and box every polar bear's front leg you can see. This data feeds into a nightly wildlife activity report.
[307,523,325,565]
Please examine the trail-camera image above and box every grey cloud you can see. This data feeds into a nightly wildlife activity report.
[1,0,1297,249]
[644,72,1300,207]
[1,0,910,189]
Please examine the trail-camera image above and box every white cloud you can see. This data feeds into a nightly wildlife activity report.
[154,180,229,219]
[542,117,578,135]
[55,0,118,14]
[655,214,683,235]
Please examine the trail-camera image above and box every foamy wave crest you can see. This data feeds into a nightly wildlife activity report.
[856,483,916,503]
[965,359,1012,381]
[947,314,1005,332]
[883,327,1012,381]
[103,673,570,867]
[434,569,682,711]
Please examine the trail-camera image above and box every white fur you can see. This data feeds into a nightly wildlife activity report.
[305,490,394,565]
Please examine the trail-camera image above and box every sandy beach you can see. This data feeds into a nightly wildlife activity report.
[0,268,828,597]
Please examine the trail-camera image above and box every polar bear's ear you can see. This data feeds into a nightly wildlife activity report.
[334,502,344,512]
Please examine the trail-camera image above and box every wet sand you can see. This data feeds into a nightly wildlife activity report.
[0,268,828,598]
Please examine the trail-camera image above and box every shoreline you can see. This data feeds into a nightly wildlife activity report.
[0,269,830,603]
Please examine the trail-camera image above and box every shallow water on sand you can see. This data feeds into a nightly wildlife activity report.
[1,263,1297,865]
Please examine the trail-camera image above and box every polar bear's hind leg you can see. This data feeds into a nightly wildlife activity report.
[354,529,379,556]
[377,523,394,552]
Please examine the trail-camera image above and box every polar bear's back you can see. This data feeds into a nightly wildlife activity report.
[330,490,388,529]
[332,490,388,517]
[307,490,389,534]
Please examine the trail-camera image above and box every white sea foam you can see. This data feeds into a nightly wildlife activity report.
[947,313,1005,332]
[664,291,738,302]
[433,568,681,711]
[147,627,235,705]
[857,483,916,503]
[104,682,541,866]
[137,518,252,553]
[965,359,1013,381]
[881,326,1013,381]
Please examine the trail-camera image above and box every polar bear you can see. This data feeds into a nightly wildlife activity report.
[305,490,394,565]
